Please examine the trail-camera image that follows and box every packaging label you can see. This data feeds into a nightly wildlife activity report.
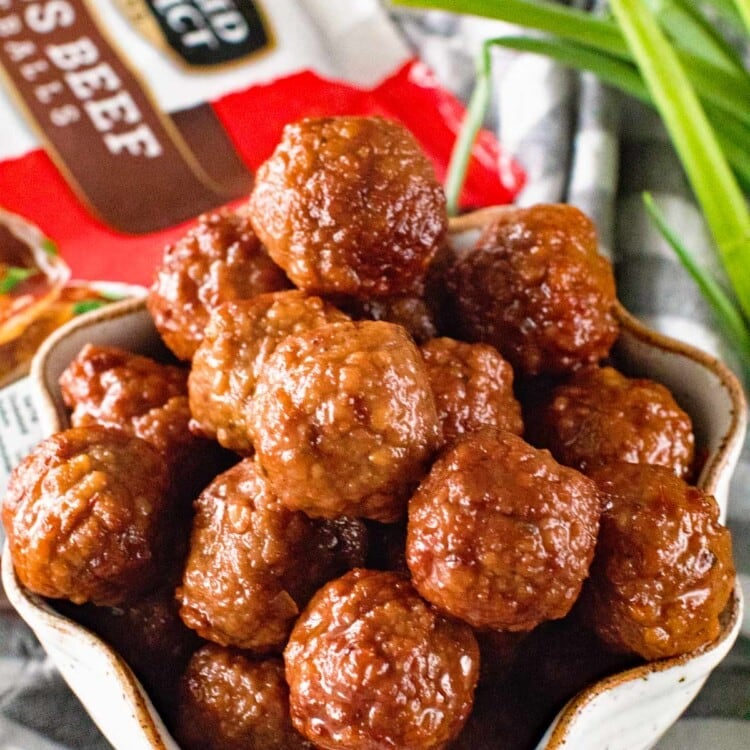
[0,0,252,233]
[119,0,273,68]
[0,375,42,497]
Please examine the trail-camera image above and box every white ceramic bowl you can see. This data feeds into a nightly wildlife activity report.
[2,210,747,750]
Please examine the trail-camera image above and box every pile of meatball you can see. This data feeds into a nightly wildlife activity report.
[3,116,735,750]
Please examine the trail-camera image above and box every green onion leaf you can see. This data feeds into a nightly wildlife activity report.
[486,36,649,101]
[72,300,107,316]
[609,0,750,323]
[647,0,746,72]
[480,36,750,188]
[733,0,750,34]
[445,44,492,215]
[678,49,750,127]
[644,192,750,372]
[0,266,36,294]
[704,0,744,28]
[393,0,630,57]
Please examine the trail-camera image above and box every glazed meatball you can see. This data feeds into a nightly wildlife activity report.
[420,337,523,443]
[285,569,479,750]
[189,291,348,453]
[531,366,695,479]
[583,463,735,660]
[59,344,225,497]
[249,320,441,522]
[176,645,312,750]
[447,204,618,375]
[60,343,188,429]
[407,429,601,631]
[2,427,171,606]
[337,294,438,344]
[178,459,367,652]
[248,116,447,298]
[147,208,289,360]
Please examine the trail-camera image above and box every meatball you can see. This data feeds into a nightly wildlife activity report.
[285,569,479,750]
[337,294,438,344]
[447,204,618,375]
[583,463,735,660]
[531,365,695,479]
[59,344,225,497]
[176,645,312,750]
[407,429,601,631]
[420,337,523,443]
[189,291,348,453]
[249,320,441,522]
[147,208,289,361]
[248,116,447,298]
[177,459,367,652]
[60,343,188,429]
[2,427,171,606]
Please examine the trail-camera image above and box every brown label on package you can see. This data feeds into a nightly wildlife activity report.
[0,0,252,234]
[118,0,272,67]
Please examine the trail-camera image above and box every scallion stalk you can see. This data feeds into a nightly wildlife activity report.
[643,193,750,370]
[648,0,747,72]
[394,0,630,57]
[733,0,750,34]
[609,0,750,322]
[479,35,750,187]
[445,44,493,216]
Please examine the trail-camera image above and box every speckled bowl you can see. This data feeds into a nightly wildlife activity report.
[2,209,747,750]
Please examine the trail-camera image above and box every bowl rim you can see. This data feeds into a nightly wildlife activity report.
[3,207,748,750]
[542,578,743,748]
[1,544,176,750]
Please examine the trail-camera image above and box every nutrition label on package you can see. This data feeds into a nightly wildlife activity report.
[0,377,43,497]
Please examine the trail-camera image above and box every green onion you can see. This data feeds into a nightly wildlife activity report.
[643,192,750,369]
[395,0,750,101]
[445,44,492,216]
[395,0,630,57]
[0,266,35,294]
[733,0,750,34]
[483,36,649,101]
[72,300,107,316]
[705,0,744,28]
[609,0,750,322]
[480,35,750,188]
[646,0,746,72]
